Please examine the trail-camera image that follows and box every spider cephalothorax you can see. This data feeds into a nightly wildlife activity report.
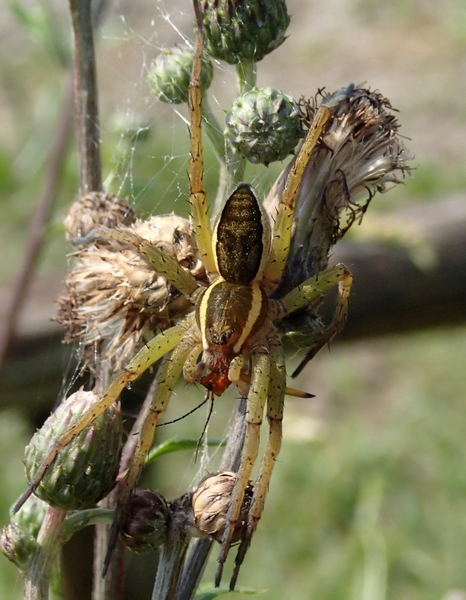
[191,183,270,397]
[15,6,354,591]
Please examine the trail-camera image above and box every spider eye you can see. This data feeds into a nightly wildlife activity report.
[208,326,235,346]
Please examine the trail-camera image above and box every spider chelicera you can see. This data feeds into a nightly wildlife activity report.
[16,2,353,589]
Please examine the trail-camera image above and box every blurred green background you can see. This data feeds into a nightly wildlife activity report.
[1,0,466,599]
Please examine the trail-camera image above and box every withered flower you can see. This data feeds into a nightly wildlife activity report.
[192,471,253,543]
[119,489,170,553]
[56,193,205,372]
[265,86,412,347]
[64,191,136,242]
[267,86,411,284]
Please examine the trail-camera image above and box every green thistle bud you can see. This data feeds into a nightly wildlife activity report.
[119,489,169,552]
[0,523,38,570]
[0,495,48,570]
[24,391,122,510]
[225,87,302,165]
[200,0,290,64]
[147,44,213,104]
[12,494,48,540]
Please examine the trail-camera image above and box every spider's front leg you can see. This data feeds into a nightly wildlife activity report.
[215,350,271,587]
[14,325,185,513]
[229,341,286,590]
[265,87,354,290]
[104,335,194,571]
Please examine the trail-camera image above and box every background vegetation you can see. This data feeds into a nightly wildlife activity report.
[1,0,466,598]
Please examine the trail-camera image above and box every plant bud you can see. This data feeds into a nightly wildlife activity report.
[225,87,302,165]
[200,0,290,64]
[0,523,38,570]
[24,391,122,510]
[192,471,253,543]
[12,493,48,540]
[147,44,213,104]
[119,489,170,552]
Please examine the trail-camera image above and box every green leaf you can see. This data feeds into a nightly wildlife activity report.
[195,583,265,600]
[145,437,225,466]
[63,508,114,541]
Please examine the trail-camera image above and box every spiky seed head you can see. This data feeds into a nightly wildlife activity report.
[200,0,290,64]
[119,489,170,553]
[264,86,412,347]
[56,213,205,373]
[64,192,136,243]
[24,391,122,510]
[192,471,253,543]
[225,87,302,165]
[147,44,213,104]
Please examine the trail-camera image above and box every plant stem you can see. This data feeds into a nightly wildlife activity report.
[24,507,67,600]
[0,74,74,373]
[151,496,193,600]
[236,61,256,94]
[69,0,102,195]
[176,398,247,600]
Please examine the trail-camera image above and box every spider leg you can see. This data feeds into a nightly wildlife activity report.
[138,238,199,297]
[104,340,193,573]
[13,324,184,513]
[77,226,200,298]
[277,263,353,377]
[230,343,285,590]
[188,12,216,276]
[215,352,269,587]
[265,87,354,288]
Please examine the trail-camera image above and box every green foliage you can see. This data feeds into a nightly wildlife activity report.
[145,437,225,466]
[224,328,466,600]
[10,1,71,67]
[195,583,264,599]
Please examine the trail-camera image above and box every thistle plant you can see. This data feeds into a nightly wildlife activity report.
[1,1,412,599]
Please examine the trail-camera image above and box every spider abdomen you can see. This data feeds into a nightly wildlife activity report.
[213,184,270,284]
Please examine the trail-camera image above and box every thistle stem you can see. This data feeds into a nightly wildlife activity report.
[236,61,257,93]
[69,0,102,194]
[24,507,67,600]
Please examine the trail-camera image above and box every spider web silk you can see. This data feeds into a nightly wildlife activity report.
[67,2,285,493]
[65,1,260,491]
[95,0,284,220]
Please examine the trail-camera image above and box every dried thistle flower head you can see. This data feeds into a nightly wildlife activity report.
[24,391,122,510]
[64,191,136,242]
[119,489,170,553]
[56,193,205,372]
[192,472,253,543]
[264,86,412,348]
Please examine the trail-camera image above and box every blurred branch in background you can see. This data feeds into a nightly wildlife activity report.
[0,70,74,373]
[2,192,465,413]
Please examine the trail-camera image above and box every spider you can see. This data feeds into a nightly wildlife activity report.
[15,2,352,589]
